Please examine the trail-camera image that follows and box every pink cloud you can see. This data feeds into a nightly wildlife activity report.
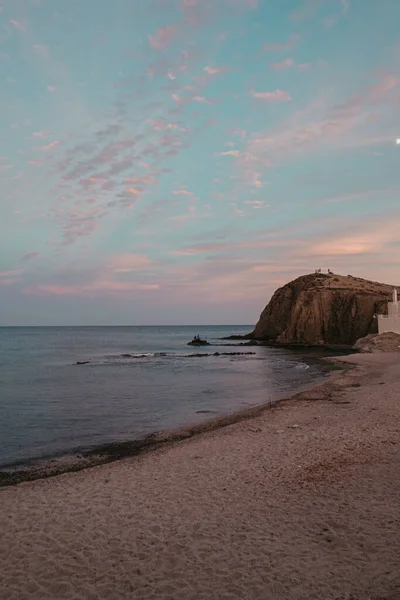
[341,0,350,13]
[9,19,26,31]
[221,150,240,157]
[289,0,322,22]
[262,34,300,52]
[26,284,79,296]
[31,131,50,138]
[107,254,154,273]
[37,140,60,151]
[192,95,213,104]
[23,251,39,261]
[33,44,49,57]
[244,73,398,173]
[203,65,225,76]
[0,270,21,286]
[149,25,178,50]
[251,89,292,102]
[28,281,159,295]
[47,85,56,93]
[89,281,159,292]
[270,58,294,71]
[322,14,337,28]
[370,74,399,102]
[172,189,196,199]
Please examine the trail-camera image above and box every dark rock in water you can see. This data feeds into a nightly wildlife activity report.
[222,334,252,340]
[188,351,256,358]
[221,351,256,356]
[187,335,210,346]
[239,340,259,346]
[121,354,133,358]
[248,273,398,346]
[76,361,90,365]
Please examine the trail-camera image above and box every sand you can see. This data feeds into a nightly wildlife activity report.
[1,353,400,600]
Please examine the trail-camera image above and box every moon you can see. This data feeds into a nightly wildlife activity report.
[396,138,400,145]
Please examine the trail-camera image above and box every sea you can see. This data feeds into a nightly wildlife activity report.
[0,326,340,469]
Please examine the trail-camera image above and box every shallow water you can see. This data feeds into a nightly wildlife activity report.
[0,326,334,467]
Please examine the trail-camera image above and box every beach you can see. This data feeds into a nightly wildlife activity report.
[1,353,399,600]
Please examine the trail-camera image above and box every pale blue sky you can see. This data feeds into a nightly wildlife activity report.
[0,0,399,325]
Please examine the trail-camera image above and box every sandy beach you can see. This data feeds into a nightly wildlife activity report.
[1,353,399,600]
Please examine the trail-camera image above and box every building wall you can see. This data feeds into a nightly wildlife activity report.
[378,315,400,334]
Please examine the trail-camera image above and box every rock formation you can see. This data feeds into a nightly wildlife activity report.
[353,332,400,353]
[250,273,399,346]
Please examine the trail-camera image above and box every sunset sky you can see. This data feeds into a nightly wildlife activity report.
[1,0,399,325]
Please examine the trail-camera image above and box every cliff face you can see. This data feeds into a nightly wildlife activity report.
[251,273,398,346]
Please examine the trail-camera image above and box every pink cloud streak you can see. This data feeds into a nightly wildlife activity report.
[149,25,178,49]
[251,89,292,102]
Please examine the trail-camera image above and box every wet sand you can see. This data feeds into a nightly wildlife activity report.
[1,353,399,600]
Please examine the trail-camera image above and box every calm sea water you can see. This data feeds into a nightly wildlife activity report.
[0,326,334,467]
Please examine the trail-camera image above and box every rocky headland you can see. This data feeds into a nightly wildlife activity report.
[249,272,399,347]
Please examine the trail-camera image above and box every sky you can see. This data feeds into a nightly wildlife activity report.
[0,0,399,326]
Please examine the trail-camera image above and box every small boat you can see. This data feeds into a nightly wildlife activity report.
[187,334,210,346]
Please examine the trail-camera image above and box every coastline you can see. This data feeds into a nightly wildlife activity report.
[1,352,399,599]
[0,355,348,487]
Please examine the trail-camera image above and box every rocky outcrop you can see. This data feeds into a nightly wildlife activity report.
[250,273,399,346]
[353,332,400,353]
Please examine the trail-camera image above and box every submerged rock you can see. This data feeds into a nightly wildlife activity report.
[249,273,398,346]
[76,361,90,365]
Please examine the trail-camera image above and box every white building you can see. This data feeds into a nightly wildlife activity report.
[378,288,400,334]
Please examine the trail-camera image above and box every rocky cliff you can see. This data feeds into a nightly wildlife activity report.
[250,273,399,346]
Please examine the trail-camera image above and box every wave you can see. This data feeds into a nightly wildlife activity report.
[293,362,310,370]
[78,351,258,365]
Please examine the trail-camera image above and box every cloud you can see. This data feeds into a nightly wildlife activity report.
[305,217,400,257]
[203,65,225,76]
[9,19,26,31]
[37,140,60,151]
[31,131,51,139]
[22,251,39,261]
[245,73,399,167]
[250,89,292,102]
[340,0,350,14]
[323,0,350,27]
[25,254,158,296]
[192,95,213,104]
[369,73,399,102]
[47,85,56,93]
[149,25,178,50]
[172,188,196,197]
[262,35,300,52]
[270,58,294,71]
[29,282,160,295]
[33,44,49,57]
[289,0,322,22]
[107,254,154,273]
[221,150,241,156]
[0,270,22,286]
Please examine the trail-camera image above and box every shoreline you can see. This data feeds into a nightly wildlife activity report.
[1,352,399,599]
[0,355,351,487]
